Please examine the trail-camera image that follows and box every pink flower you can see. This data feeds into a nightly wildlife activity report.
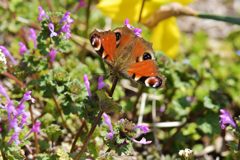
[31,121,41,134]
[97,76,105,90]
[132,137,152,144]
[48,48,57,62]
[48,23,58,37]
[219,109,237,130]
[38,6,48,21]
[29,28,37,48]
[60,11,74,24]
[103,113,114,139]
[19,42,28,55]
[124,18,142,37]
[83,74,91,97]
[79,0,86,7]
[134,124,150,134]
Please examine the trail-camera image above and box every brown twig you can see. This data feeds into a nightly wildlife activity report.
[74,76,119,160]
[52,94,73,134]
[70,120,87,153]
[138,0,146,23]
[143,3,197,28]
[84,0,93,37]
[2,72,25,88]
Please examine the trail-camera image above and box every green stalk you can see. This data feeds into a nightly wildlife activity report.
[198,13,240,25]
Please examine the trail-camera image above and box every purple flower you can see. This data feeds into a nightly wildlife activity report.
[132,137,152,144]
[159,105,165,113]
[134,124,150,134]
[98,76,105,90]
[8,127,21,144]
[59,11,73,39]
[31,121,41,134]
[79,0,86,7]
[17,91,35,116]
[0,46,17,65]
[124,18,142,37]
[103,113,114,139]
[48,48,57,62]
[133,28,142,37]
[20,91,35,103]
[29,28,37,48]
[61,24,71,39]
[19,42,27,55]
[219,109,237,130]
[83,74,92,97]
[60,11,74,24]
[0,84,10,101]
[19,111,30,127]
[124,19,134,29]
[38,6,48,21]
[48,23,58,37]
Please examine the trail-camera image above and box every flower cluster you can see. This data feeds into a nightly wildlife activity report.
[124,19,142,37]
[83,74,106,97]
[179,148,194,159]
[103,114,152,145]
[38,6,74,40]
[0,84,40,144]
[219,109,237,130]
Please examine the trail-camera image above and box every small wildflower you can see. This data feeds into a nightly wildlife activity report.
[31,121,41,134]
[48,23,58,37]
[159,105,165,113]
[219,109,237,130]
[38,6,48,21]
[0,46,17,65]
[29,28,37,48]
[48,48,57,62]
[83,74,92,97]
[59,11,73,39]
[124,18,142,37]
[0,84,10,101]
[19,42,28,55]
[0,49,7,65]
[79,0,86,7]
[134,124,150,134]
[132,137,152,144]
[103,113,114,139]
[97,76,105,90]
[8,127,21,144]
[61,23,71,39]
[179,148,194,159]
[60,11,74,24]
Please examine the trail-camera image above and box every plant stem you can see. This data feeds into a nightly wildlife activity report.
[132,86,144,121]
[52,94,73,134]
[74,76,119,159]
[70,120,86,153]
[84,0,93,37]
[29,104,39,154]
[138,0,146,23]
[2,72,25,88]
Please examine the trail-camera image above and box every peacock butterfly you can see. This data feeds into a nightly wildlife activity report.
[89,26,163,88]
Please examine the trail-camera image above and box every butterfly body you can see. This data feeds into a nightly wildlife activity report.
[90,26,163,88]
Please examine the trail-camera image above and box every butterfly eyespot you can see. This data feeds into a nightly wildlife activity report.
[143,52,152,60]
[90,34,102,51]
[145,77,162,88]
[115,32,121,41]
